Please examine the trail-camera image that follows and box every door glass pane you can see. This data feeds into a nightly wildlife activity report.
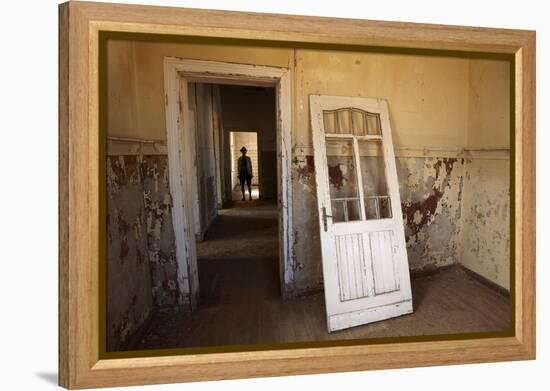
[323,110,350,134]
[323,108,372,136]
[336,109,351,133]
[358,140,391,219]
[366,112,382,135]
[323,111,336,133]
[351,109,366,136]
[325,138,361,222]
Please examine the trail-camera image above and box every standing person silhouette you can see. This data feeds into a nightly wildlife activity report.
[237,146,253,201]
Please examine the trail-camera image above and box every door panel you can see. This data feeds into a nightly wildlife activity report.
[370,230,400,294]
[335,233,375,301]
[310,95,413,332]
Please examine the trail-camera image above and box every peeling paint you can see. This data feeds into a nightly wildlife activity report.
[290,151,322,295]
[141,155,183,307]
[292,229,303,272]
[398,156,465,271]
[106,155,153,351]
[294,155,315,182]
[433,157,459,179]
[107,148,508,349]
[328,164,345,190]
[461,158,509,290]
[402,188,444,236]
[106,154,183,351]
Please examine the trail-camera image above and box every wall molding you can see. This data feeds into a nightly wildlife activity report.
[107,138,510,159]
[293,143,510,159]
[105,138,510,161]
[106,136,167,156]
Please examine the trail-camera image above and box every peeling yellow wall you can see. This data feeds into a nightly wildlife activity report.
[461,158,510,289]
[460,59,510,289]
[398,157,465,272]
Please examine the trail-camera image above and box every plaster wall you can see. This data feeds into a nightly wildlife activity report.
[467,59,511,148]
[106,154,183,351]
[294,50,469,148]
[461,157,510,289]
[107,40,292,141]
[106,155,152,351]
[459,59,511,290]
[108,41,471,147]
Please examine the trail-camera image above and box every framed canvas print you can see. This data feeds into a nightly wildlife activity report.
[59,1,536,389]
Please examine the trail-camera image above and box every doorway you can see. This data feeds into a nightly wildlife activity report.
[163,58,294,310]
[193,82,279,314]
[230,131,260,201]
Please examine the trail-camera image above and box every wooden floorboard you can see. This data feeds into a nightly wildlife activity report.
[133,202,510,351]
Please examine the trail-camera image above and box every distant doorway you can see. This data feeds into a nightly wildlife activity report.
[230,131,260,201]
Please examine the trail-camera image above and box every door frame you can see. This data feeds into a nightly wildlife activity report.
[163,58,294,309]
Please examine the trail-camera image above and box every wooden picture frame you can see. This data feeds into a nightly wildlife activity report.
[59,1,535,389]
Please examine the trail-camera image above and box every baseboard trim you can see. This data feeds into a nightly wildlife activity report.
[459,265,510,298]
[410,263,455,278]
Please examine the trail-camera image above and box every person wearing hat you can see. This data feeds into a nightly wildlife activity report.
[237,146,253,201]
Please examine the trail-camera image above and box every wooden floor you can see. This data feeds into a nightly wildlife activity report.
[134,202,510,351]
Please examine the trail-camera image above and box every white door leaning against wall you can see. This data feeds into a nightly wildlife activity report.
[310,95,413,332]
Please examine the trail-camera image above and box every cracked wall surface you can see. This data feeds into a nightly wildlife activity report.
[291,150,323,293]
[106,154,182,351]
[461,158,510,290]
[398,157,465,272]
[141,155,184,307]
[107,155,153,351]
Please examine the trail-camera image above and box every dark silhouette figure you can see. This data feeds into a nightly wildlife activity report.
[237,146,253,201]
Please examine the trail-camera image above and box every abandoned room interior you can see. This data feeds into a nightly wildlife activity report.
[105,37,511,352]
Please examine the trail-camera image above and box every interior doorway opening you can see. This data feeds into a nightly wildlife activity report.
[187,81,282,317]
[230,131,260,201]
